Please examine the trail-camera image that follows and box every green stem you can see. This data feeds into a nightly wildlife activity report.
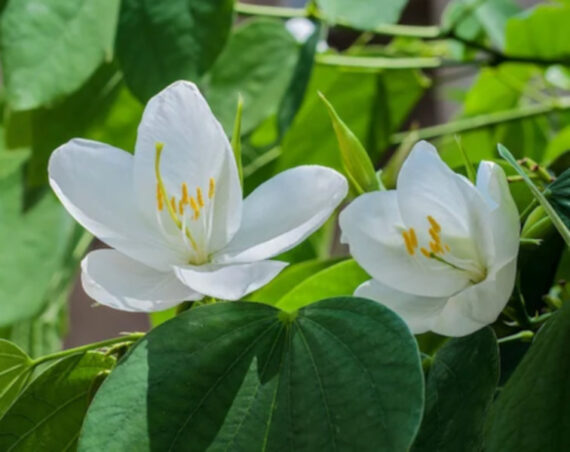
[315,54,444,70]
[234,2,441,38]
[498,330,534,344]
[391,98,570,145]
[30,332,145,367]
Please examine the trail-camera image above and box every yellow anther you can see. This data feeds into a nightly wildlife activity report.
[427,215,441,233]
[155,143,182,229]
[409,228,418,248]
[429,241,444,254]
[428,228,440,244]
[209,178,216,199]
[156,183,164,211]
[189,197,200,220]
[178,199,184,215]
[420,247,431,258]
[170,197,176,213]
[197,187,204,207]
[402,231,415,256]
[181,183,189,204]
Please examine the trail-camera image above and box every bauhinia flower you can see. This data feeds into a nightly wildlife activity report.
[339,141,519,337]
[49,81,348,312]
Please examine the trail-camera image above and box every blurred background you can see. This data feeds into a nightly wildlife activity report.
[53,0,536,346]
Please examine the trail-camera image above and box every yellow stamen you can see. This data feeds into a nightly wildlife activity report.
[197,187,204,207]
[428,228,440,244]
[402,231,415,255]
[178,199,184,215]
[427,215,441,233]
[156,183,164,211]
[420,247,431,258]
[170,197,176,213]
[209,178,215,199]
[190,197,200,220]
[409,228,418,248]
[181,183,189,204]
[155,142,182,229]
[429,241,444,254]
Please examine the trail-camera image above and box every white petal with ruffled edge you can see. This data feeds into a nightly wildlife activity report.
[173,260,288,300]
[81,249,201,312]
[339,191,471,297]
[49,139,186,271]
[134,81,242,254]
[355,279,447,334]
[217,166,348,263]
[476,162,520,267]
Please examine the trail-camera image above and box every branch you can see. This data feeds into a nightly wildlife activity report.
[390,97,570,145]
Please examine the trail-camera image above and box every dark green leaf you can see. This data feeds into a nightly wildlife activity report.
[1,0,120,110]
[549,168,570,229]
[485,302,570,451]
[79,298,424,451]
[117,0,233,102]
[412,328,499,452]
[0,340,32,418]
[206,19,298,135]
[316,0,408,30]
[0,352,115,451]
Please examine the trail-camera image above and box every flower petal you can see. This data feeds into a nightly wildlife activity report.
[216,166,348,263]
[134,81,242,253]
[432,258,517,336]
[355,279,447,334]
[173,260,288,300]
[339,191,471,297]
[81,249,201,312]
[476,161,520,267]
[49,139,186,270]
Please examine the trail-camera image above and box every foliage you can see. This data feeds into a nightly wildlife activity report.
[1,0,570,450]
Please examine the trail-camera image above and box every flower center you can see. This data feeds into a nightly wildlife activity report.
[154,142,215,265]
[401,215,487,285]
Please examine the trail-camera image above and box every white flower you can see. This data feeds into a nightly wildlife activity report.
[339,141,519,337]
[49,81,347,312]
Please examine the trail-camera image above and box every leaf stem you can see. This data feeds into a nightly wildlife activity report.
[391,98,570,145]
[30,332,145,367]
[497,330,534,344]
[234,2,441,38]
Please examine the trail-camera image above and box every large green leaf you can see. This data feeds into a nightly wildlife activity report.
[276,259,369,312]
[0,340,32,418]
[0,193,75,326]
[0,352,115,450]
[206,19,298,135]
[79,298,424,451]
[247,258,340,304]
[548,168,570,229]
[316,0,408,30]
[1,0,120,110]
[505,4,570,59]
[412,328,499,452]
[116,0,233,102]
[485,302,570,451]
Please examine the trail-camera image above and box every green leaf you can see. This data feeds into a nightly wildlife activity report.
[499,143,570,247]
[316,0,408,30]
[0,193,76,326]
[485,302,570,451]
[0,340,33,418]
[1,0,120,110]
[0,352,115,450]
[505,4,570,59]
[206,18,299,135]
[548,168,570,229]
[79,298,424,451]
[116,0,234,102]
[247,258,341,304]
[412,328,499,452]
[319,92,380,194]
[276,260,369,312]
